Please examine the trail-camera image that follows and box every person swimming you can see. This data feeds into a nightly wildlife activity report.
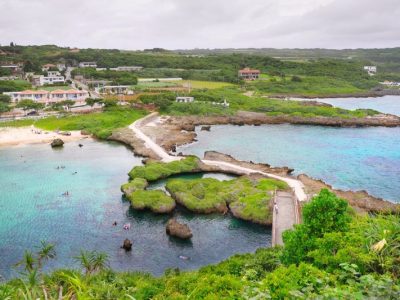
[123,223,131,230]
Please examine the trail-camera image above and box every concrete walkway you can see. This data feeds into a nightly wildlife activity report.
[272,191,297,246]
[128,113,307,245]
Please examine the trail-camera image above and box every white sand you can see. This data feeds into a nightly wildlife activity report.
[0,126,87,147]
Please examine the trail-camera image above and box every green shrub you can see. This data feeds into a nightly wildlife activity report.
[128,156,201,181]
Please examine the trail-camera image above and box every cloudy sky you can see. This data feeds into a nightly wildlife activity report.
[0,0,399,50]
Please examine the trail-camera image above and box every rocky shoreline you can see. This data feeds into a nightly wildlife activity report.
[111,114,400,215]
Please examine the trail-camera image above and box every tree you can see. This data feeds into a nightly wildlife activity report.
[74,250,109,275]
[0,94,11,104]
[85,98,100,107]
[302,189,351,237]
[281,189,352,265]
[36,241,56,270]
[0,94,11,113]
[16,99,44,112]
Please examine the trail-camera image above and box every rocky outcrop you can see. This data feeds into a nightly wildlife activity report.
[166,218,193,239]
[165,111,400,128]
[122,239,133,251]
[298,174,400,214]
[203,151,294,176]
[51,138,64,147]
[201,125,211,131]
[108,128,162,160]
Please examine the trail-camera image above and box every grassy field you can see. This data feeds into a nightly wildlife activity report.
[249,76,367,96]
[180,80,235,89]
[0,119,35,127]
[34,108,147,139]
[162,87,380,118]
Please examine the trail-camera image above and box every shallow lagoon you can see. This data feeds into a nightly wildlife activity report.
[0,140,270,278]
[178,124,400,202]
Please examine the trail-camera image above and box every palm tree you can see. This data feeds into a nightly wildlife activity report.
[74,250,109,275]
[36,241,56,270]
[74,250,94,275]
[92,252,110,274]
[15,251,36,272]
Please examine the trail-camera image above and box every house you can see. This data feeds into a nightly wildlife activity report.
[5,89,89,104]
[238,68,260,80]
[1,64,22,74]
[79,62,97,68]
[31,74,65,86]
[176,96,194,103]
[364,66,377,75]
[56,63,66,71]
[42,64,56,72]
[39,75,65,86]
[47,71,61,77]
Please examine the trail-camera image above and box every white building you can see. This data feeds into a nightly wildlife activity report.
[111,66,143,72]
[79,62,97,68]
[176,96,194,103]
[47,71,61,77]
[364,66,377,75]
[4,89,89,105]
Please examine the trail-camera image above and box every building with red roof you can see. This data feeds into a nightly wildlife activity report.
[238,68,261,80]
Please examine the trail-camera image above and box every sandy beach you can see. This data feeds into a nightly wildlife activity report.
[0,126,87,147]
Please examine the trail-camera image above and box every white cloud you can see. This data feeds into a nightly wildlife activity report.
[0,0,398,49]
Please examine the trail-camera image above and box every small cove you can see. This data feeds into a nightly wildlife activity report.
[0,140,270,279]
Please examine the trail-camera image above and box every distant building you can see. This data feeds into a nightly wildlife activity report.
[42,64,56,72]
[176,96,194,103]
[5,89,89,104]
[31,75,65,86]
[364,66,377,75]
[96,85,132,95]
[238,68,260,80]
[0,76,19,81]
[1,64,21,74]
[56,63,66,71]
[111,66,143,72]
[47,71,61,77]
[79,62,97,68]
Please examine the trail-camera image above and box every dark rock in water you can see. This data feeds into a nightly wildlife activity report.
[171,145,177,152]
[122,239,133,251]
[177,152,183,156]
[78,143,83,147]
[166,218,192,239]
[80,130,91,135]
[51,139,64,148]
[59,131,71,136]
[200,125,211,131]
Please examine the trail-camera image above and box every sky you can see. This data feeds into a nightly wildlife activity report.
[0,0,399,50]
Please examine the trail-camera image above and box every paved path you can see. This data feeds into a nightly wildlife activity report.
[272,191,297,246]
[128,113,306,245]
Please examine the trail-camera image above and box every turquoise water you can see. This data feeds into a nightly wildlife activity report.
[0,140,270,278]
[178,125,400,202]
[295,95,400,116]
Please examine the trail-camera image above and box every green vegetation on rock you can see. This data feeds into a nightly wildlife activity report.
[120,178,148,195]
[127,190,176,213]
[166,176,288,223]
[2,189,399,299]
[128,156,201,181]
